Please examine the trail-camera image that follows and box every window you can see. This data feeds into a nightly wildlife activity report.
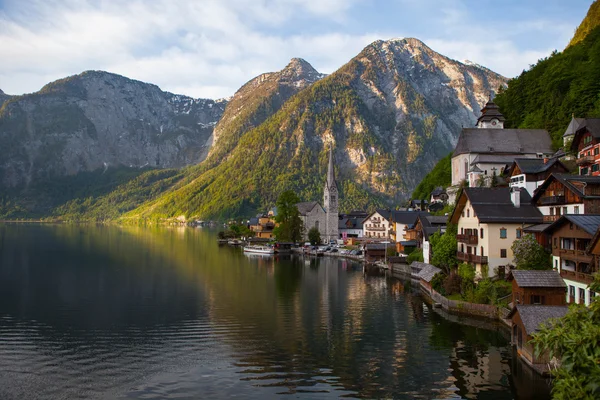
[516,229,522,239]
[480,228,484,239]
[595,147,599,155]
[467,209,470,217]
[556,207,561,216]
[480,246,484,256]
[579,288,586,304]
[315,220,319,230]
[500,249,507,258]
[569,285,575,298]
[575,206,580,214]
[331,195,336,201]
[590,289,596,301]
[550,208,555,216]
[582,167,589,175]
[570,223,573,230]
[555,259,558,269]
[563,207,568,215]
[530,295,544,305]
[594,164,600,173]
[500,228,507,239]
[554,237,558,248]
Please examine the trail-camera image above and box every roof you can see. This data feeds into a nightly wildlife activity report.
[511,270,566,288]
[365,209,391,222]
[431,187,446,196]
[296,201,320,215]
[400,240,418,246]
[523,223,551,233]
[415,263,442,283]
[563,116,585,137]
[452,187,543,224]
[544,214,600,236]
[424,215,448,225]
[532,173,600,202]
[511,157,567,175]
[391,210,428,225]
[365,243,389,251]
[476,99,506,124]
[339,217,364,230]
[471,154,518,165]
[509,305,568,336]
[453,128,552,157]
[570,119,600,150]
[248,217,259,225]
[326,147,337,190]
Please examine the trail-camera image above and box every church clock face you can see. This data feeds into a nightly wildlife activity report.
[491,119,498,126]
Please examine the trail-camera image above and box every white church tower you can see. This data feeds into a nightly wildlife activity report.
[323,147,339,243]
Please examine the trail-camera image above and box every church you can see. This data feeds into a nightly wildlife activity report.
[451,98,553,189]
[296,148,339,243]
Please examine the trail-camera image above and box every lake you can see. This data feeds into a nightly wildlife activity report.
[0,224,551,399]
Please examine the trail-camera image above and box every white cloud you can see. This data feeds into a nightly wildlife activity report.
[0,0,584,98]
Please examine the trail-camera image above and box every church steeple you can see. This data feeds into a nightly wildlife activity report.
[326,146,337,190]
[476,94,505,129]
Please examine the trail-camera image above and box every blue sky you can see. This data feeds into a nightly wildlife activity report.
[0,0,593,99]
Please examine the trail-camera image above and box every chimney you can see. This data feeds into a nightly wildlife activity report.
[543,157,549,164]
[511,188,521,208]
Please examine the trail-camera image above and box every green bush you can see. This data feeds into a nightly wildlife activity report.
[407,248,424,263]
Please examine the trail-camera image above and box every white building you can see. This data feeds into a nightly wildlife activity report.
[507,158,569,197]
[363,210,392,239]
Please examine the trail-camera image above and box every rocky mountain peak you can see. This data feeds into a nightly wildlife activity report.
[279,57,325,85]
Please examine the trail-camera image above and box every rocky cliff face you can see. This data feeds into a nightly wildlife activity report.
[125,38,507,220]
[0,89,10,105]
[205,58,325,167]
[0,71,227,188]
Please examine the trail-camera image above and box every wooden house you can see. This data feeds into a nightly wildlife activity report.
[509,270,567,306]
[364,243,388,262]
[506,157,569,196]
[531,173,600,223]
[507,305,568,370]
[249,215,277,239]
[416,263,442,294]
[544,215,600,306]
[569,118,600,175]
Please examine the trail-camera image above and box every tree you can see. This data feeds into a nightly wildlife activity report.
[308,227,321,245]
[531,276,600,400]
[511,234,551,270]
[430,229,458,274]
[273,190,303,242]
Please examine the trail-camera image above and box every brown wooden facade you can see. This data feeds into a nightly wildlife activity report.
[549,222,596,286]
[511,280,566,306]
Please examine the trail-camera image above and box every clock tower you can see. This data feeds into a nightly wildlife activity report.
[476,95,505,129]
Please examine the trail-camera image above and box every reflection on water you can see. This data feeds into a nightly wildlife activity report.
[0,224,550,399]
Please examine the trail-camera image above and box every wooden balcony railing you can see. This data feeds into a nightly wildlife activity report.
[560,269,596,284]
[367,226,386,231]
[457,252,488,264]
[576,155,595,166]
[457,234,478,245]
[539,195,566,205]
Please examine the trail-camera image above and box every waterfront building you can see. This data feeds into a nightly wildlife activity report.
[416,263,442,295]
[249,214,277,239]
[411,215,447,264]
[363,210,393,239]
[507,305,568,371]
[450,187,543,279]
[568,118,600,175]
[338,216,364,239]
[543,214,600,306]
[296,147,339,243]
[450,98,553,189]
[506,157,569,197]
[509,270,567,306]
[390,210,429,253]
[531,173,600,223]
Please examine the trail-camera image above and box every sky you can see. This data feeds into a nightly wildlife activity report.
[0,0,594,99]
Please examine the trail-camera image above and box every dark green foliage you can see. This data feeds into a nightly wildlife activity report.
[308,227,321,245]
[430,272,445,294]
[494,26,600,150]
[442,272,462,296]
[411,152,451,200]
[273,190,303,243]
[407,248,424,263]
[531,276,600,400]
[430,229,458,274]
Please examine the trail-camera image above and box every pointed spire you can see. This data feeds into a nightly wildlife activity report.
[327,146,337,190]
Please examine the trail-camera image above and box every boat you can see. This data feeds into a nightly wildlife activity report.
[228,239,243,246]
[243,245,275,255]
[217,239,228,245]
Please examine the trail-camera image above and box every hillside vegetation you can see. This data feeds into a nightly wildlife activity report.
[495,26,600,150]
[411,152,452,200]
[569,0,600,47]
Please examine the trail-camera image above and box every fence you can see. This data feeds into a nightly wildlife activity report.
[427,287,500,320]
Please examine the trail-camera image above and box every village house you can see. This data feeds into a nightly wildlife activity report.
[363,209,393,239]
[450,98,553,196]
[506,157,569,197]
[506,270,568,371]
[416,263,442,295]
[562,115,586,147]
[411,215,447,264]
[429,187,448,204]
[390,210,429,253]
[409,199,428,211]
[450,187,543,279]
[544,215,600,306]
[338,215,365,239]
[249,213,277,239]
[531,173,600,223]
[295,148,339,243]
[568,118,600,175]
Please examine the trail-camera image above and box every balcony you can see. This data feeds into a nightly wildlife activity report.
[457,234,478,245]
[457,252,488,264]
[543,215,560,223]
[539,195,566,205]
[560,269,595,284]
[367,226,386,231]
[576,155,595,166]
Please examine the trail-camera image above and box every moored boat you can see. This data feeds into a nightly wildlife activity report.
[228,239,243,246]
[243,245,274,255]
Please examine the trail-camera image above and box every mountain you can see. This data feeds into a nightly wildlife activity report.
[495,25,600,149]
[0,71,227,189]
[205,58,325,168]
[0,89,10,105]
[122,38,506,221]
[569,0,600,47]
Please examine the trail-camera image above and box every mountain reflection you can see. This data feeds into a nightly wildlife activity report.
[0,224,549,399]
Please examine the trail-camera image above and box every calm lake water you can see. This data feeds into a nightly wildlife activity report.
[0,224,551,399]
